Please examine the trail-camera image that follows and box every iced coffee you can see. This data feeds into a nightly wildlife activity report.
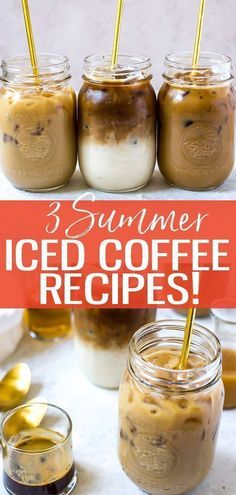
[1,403,77,495]
[118,320,224,495]
[0,54,77,191]
[74,308,156,389]
[157,53,235,190]
[27,309,72,340]
[78,55,156,192]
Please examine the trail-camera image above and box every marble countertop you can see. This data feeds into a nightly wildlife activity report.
[0,167,235,201]
[0,309,235,495]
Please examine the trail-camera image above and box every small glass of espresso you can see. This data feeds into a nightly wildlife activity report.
[1,403,77,495]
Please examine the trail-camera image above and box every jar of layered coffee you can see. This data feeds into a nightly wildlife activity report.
[73,309,156,389]
[78,55,157,192]
[157,52,236,190]
[118,320,224,495]
[0,54,77,191]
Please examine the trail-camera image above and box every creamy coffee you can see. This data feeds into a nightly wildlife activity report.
[118,321,224,495]
[78,55,156,192]
[0,54,77,191]
[157,53,235,190]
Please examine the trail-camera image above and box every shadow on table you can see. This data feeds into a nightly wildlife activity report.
[11,333,58,359]
[189,449,236,494]
[27,381,44,400]
[75,462,100,493]
[39,168,168,197]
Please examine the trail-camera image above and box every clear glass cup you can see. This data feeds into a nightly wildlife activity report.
[0,54,77,191]
[73,308,156,389]
[78,54,157,192]
[1,403,77,495]
[211,304,236,409]
[118,319,224,495]
[27,309,72,341]
[157,52,236,190]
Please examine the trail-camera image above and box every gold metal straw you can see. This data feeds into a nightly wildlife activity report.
[21,0,39,78]
[178,308,197,370]
[111,0,124,67]
[192,0,206,68]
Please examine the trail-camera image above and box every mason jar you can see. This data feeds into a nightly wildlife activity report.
[157,52,236,190]
[73,308,156,389]
[78,54,157,192]
[0,54,77,191]
[118,320,224,495]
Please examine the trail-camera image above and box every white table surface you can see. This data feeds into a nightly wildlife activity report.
[0,167,235,201]
[0,309,235,495]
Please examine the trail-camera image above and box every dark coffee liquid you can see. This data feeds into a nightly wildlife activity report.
[3,464,76,495]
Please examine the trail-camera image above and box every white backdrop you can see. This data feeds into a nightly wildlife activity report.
[0,0,235,88]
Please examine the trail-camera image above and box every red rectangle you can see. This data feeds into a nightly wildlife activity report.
[0,199,235,308]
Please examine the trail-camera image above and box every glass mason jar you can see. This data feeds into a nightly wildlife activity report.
[211,305,236,409]
[78,54,157,192]
[73,308,156,389]
[1,403,77,495]
[118,320,224,495]
[0,54,77,191]
[157,52,236,190]
[27,309,72,341]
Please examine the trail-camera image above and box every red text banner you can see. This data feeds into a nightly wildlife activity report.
[0,197,235,308]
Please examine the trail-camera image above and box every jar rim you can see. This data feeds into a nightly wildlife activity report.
[83,53,152,83]
[129,319,222,392]
[2,53,69,72]
[1,53,71,87]
[163,51,233,86]
[165,51,232,70]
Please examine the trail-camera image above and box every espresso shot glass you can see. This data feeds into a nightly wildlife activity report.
[1,403,77,495]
